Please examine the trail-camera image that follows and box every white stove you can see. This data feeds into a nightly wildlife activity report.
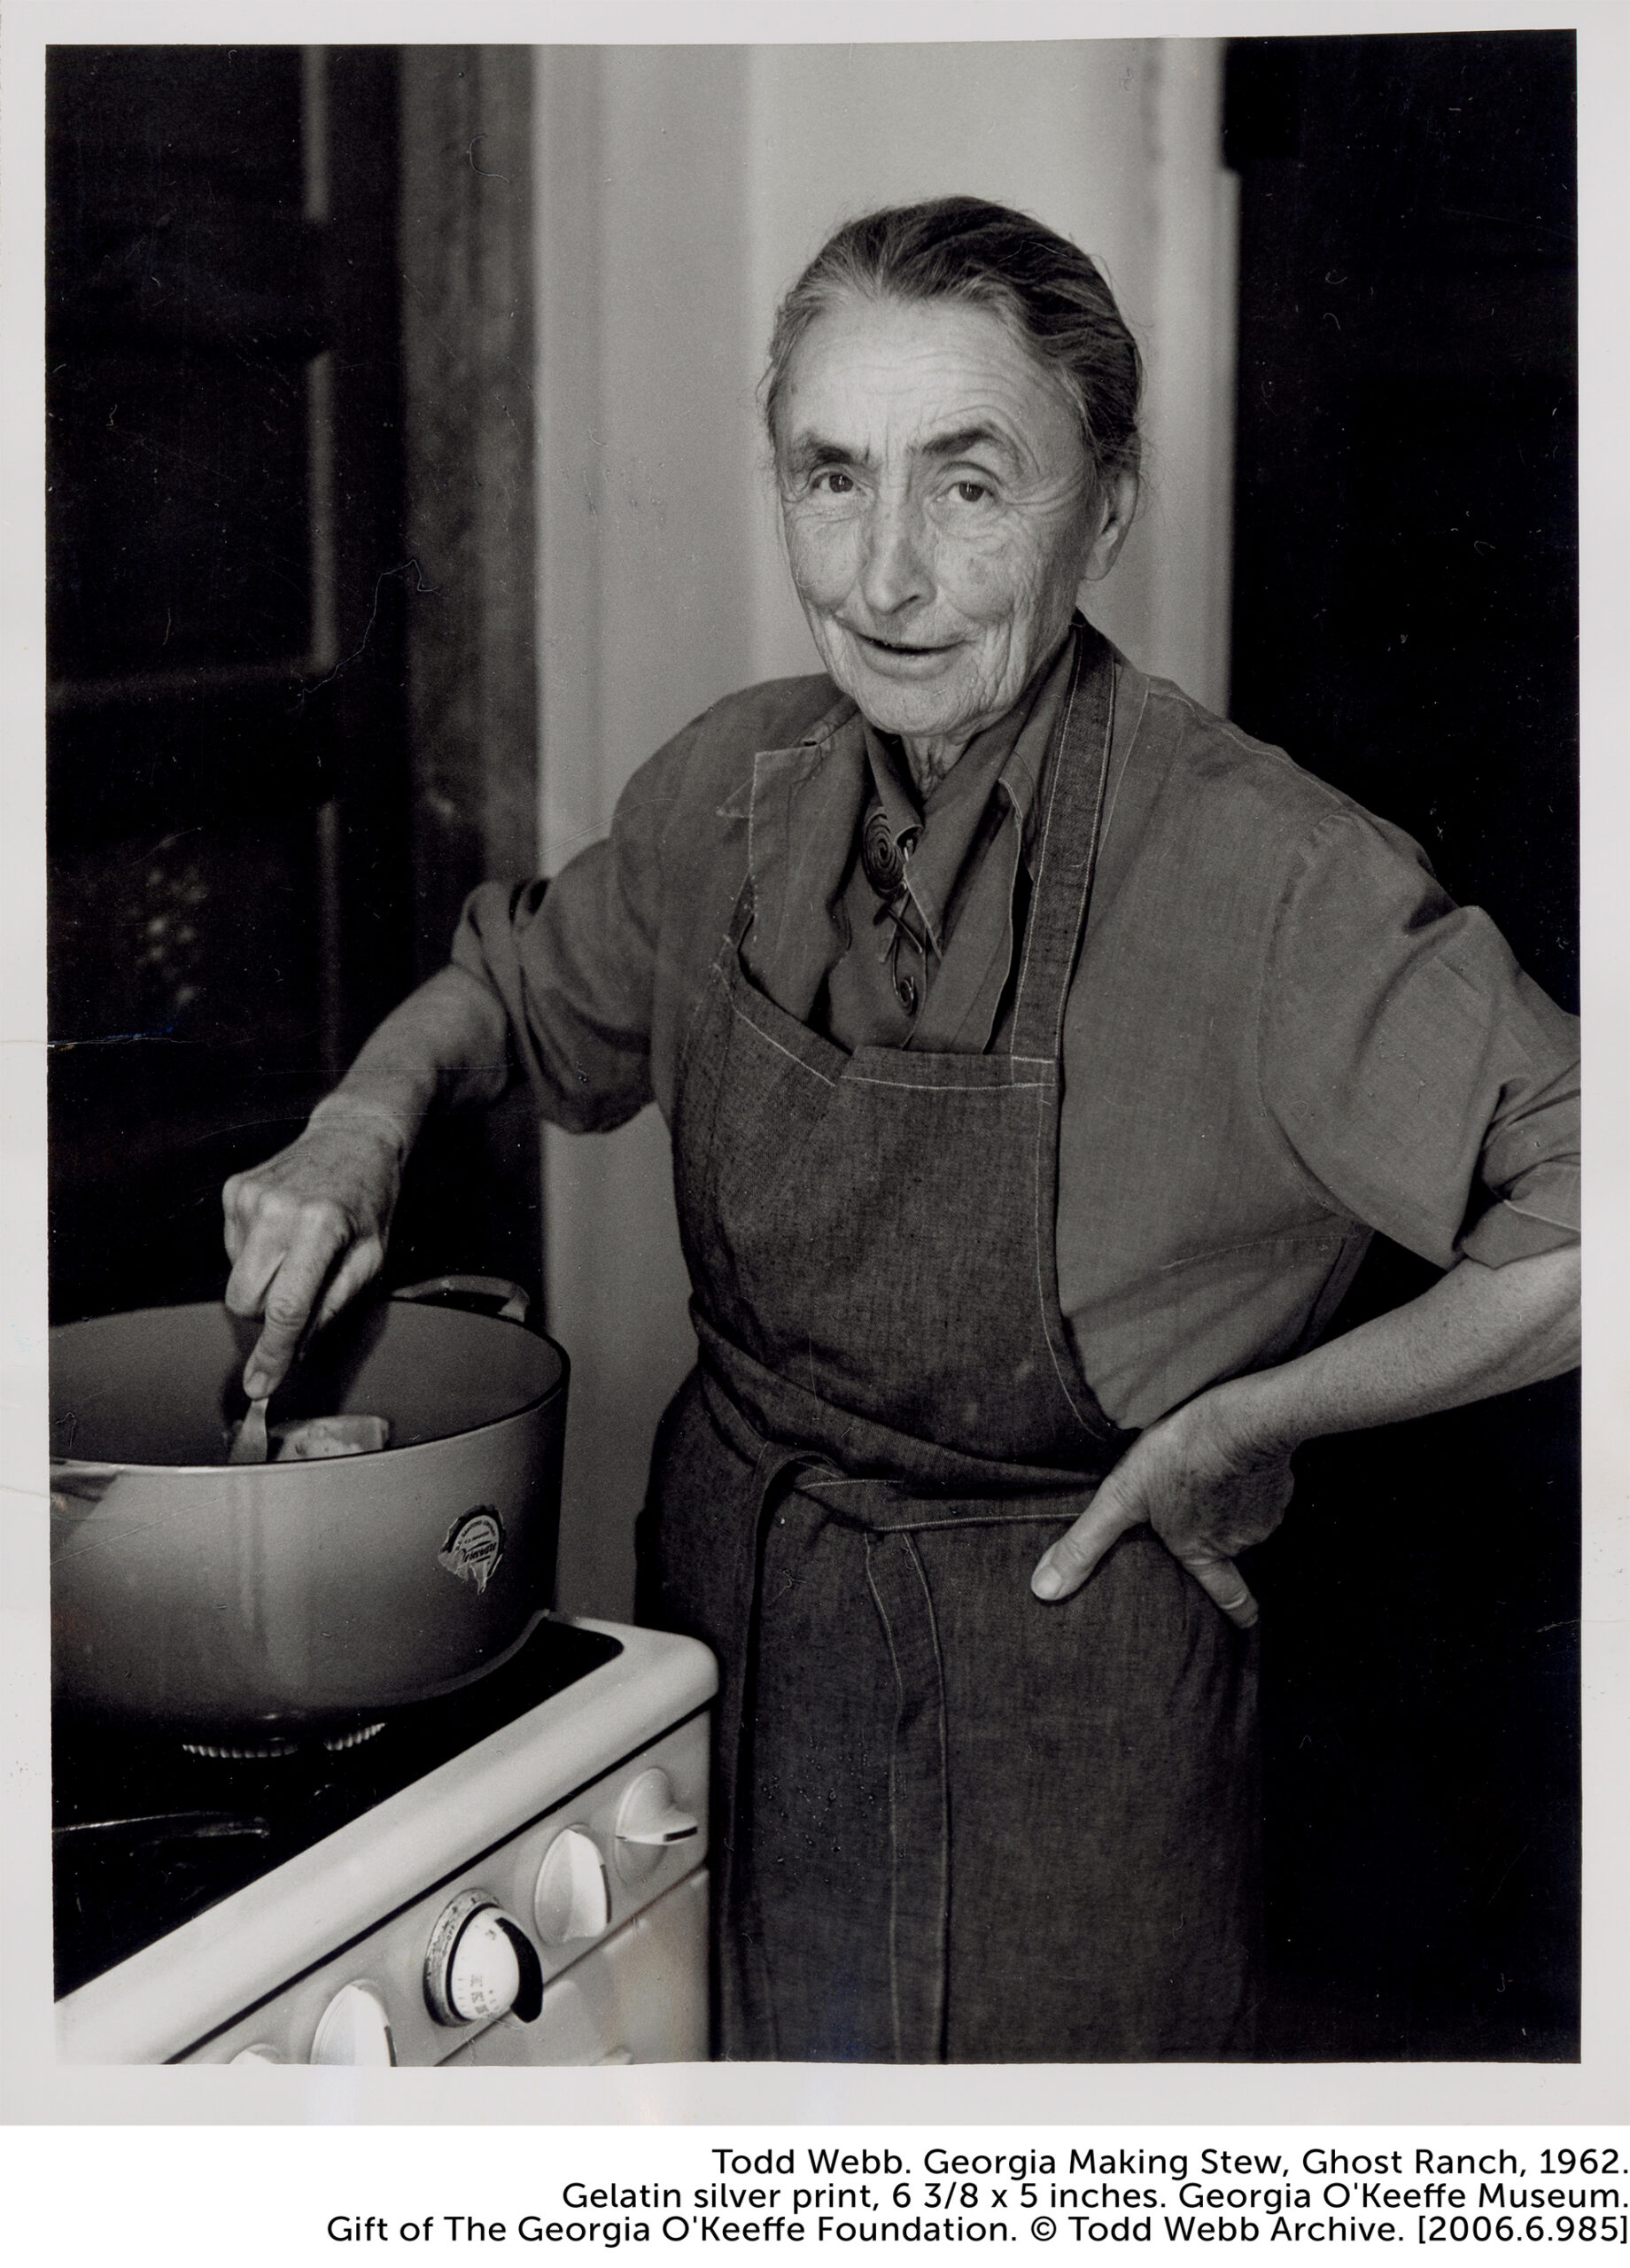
[53,1617,716,2067]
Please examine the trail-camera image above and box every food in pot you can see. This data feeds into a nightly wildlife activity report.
[273,1413,392,1460]
[223,1411,392,1462]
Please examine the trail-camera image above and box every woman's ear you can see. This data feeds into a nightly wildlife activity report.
[1082,469,1138,583]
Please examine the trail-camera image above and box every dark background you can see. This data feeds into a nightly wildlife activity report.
[49,49,411,1316]
[47,35,1580,2060]
[1225,31,1579,2058]
[46,46,540,1337]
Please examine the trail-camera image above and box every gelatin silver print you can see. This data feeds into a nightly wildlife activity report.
[43,34,1580,2071]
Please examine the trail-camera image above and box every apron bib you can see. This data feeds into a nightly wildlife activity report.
[643,625,1260,2062]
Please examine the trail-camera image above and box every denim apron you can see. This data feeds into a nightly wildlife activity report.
[640,625,1259,2062]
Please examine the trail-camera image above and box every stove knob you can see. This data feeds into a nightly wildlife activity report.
[534,1827,611,1945]
[613,1768,701,1883]
[447,1910,521,2023]
[310,1984,395,2066]
[424,1889,544,2027]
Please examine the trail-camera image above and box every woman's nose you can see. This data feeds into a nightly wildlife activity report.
[858,496,932,617]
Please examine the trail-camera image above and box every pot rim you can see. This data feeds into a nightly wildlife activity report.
[50,1305,570,1480]
[49,1370,568,1482]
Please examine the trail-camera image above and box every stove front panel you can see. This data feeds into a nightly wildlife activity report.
[176,1713,709,2066]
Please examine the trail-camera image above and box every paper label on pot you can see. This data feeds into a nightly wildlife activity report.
[438,1507,505,1596]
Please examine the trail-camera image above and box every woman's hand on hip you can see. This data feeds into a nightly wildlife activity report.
[1029,1386,1292,1628]
[1028,1247,1581,1627]
[222,1104,406,1400]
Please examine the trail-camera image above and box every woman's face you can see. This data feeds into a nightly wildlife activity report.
[775,292,1131,760]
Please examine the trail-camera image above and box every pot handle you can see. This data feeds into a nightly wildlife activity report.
[392,1275,532,1325]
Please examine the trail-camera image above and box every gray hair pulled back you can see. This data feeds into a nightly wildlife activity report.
[764,195,1143,493]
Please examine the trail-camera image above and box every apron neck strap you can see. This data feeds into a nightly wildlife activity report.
[1008,620,1117,1061]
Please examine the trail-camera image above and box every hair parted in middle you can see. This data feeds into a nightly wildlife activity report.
[763,195,1144,497]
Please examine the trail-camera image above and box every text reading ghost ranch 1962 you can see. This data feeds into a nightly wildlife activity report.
[324,2145,1628,2250]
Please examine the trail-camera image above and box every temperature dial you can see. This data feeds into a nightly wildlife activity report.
[613,1768,701,1884]
[309,1984,395,2066]
[534,1828,612,1946]
[423,1890,544,2027]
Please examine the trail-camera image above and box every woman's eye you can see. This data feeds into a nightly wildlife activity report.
[929,480,992,512]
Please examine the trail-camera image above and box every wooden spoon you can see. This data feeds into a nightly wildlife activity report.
[228,1395,270,1465]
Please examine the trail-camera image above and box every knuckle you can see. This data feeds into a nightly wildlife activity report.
[1184,1547,1230,1581]
[307,1201,355,1247]
[1150,1506,1195,1552]
[275,1192,348,1242]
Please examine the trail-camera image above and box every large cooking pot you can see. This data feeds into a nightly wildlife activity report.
[49,1278,568,1735]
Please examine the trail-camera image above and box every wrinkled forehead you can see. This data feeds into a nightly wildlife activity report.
[773,290,1089,480]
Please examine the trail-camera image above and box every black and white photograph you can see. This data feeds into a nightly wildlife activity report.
[4,0,1623,2140]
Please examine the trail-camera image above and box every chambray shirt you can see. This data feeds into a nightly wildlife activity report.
[453,635,1579,1430]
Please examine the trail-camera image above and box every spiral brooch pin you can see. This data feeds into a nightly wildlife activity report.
[861,804,912,898]
[859,802,926,1015]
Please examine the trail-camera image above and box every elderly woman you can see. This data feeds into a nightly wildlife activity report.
[224,198,1580,2062]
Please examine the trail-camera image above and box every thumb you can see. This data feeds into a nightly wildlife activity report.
[1031,1480,1142,1602]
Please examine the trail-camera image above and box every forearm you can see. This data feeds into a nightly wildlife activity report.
[1035,1247,1579,1621]
[1215,1245,1580,1456]
[310,965,514,1151]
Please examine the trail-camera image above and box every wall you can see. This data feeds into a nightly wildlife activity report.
[737,43,1237,701]
[532,42,1238,1618]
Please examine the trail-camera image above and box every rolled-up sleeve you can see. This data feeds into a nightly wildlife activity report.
[1258,807,1579,1271]
[449,752,669,1135]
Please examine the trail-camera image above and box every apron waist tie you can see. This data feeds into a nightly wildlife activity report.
[712,1428,824,2059]
[714,1430,954,2062]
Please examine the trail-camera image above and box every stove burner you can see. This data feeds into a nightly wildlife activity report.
[181,1736,300,1760]
[177,1720,386,1760]
[320,1721,386,1752]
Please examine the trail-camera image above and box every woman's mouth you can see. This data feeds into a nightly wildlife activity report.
[846,625,959,664]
